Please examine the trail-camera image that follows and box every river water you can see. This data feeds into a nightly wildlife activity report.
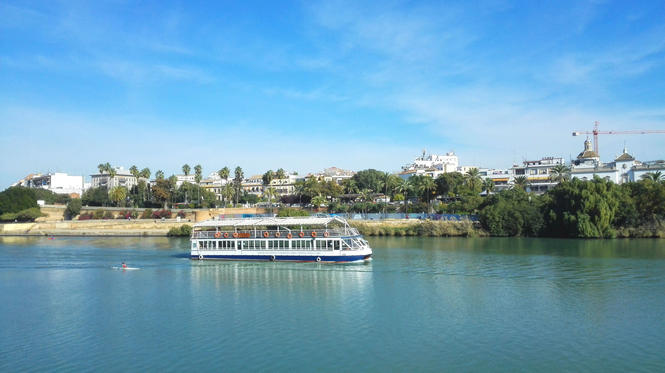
[1,236,664,372]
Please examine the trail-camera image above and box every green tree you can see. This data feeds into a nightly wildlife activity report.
[311,195,326,209]
[0,187,38,214]
[549,164,571,183]
[81,187,109,207]
[541,177,620,238]
[182,164,191,176]
[233,166,244,206]
[479,188,543,236]
[513,176,530,190]
[218,167,230,181]
[641,171,663,182]
[435,172,465,198]
[342,178,359,194]
[139,168,151,179]
[155,170,165,180]
[109,186,128,207]
[194,164,203,184]
[464,168,482,194]
[352,169,385,193]
[483,179,495,194]
[262,170,275,209]
[275,168,287,179]
[129,165,139,179]
[65,198,82,220]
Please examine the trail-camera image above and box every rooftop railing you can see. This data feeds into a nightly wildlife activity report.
[192,227,360,240]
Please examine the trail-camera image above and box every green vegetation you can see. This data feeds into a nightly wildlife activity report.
[167,224,192,237]
[350,220,479,237]
[65,199,82,220]
[0,207,45,222]
[478,176,665,238]
[0,187,39,215]
[277,207,310,217]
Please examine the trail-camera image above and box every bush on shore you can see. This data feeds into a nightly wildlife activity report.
[350,220,480,237]
[65,199,82,220]
[0,207,46,222]
[167,224,192,237]
[277,208,310,217]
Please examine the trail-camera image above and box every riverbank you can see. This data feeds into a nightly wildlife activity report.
[350,219,484,237]
[0,219,192,237]
[0,218,482,237]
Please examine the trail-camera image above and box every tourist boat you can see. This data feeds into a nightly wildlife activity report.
[190,216,372,263]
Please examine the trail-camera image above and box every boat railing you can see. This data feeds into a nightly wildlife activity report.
[191,227,360,240]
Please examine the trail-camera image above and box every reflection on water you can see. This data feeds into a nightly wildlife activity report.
[0,236,664,371]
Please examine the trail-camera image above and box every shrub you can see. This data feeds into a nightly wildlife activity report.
[117,210,139,219]
[93,210,105,219]
[103,211,114,219]
[177,211,186,218]
[152,209,172,219]
[0,187,38,215]
[277,208,310,217]
[167,224,192,237]
[65,199,82,220]
[78,212,93,220]
[0,207,45,222]
[141,209,153,219]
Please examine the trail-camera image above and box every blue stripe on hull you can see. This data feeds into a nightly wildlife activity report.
[190,254,371,262]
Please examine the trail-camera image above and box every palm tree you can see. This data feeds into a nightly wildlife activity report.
[641,171,663,182]
[139,168,151,179]
[194,164,203,184]
[311,195,327,210]
[395,178,410,212]
[418,176,436,213]
[482,179,495,194]
[129,165,139,179]
[294,180,306,205]
[549,164,571,183]
[342,178,359,194]
[155,170,165,180]
[218,167,230,181]
[464,168,482,193]
[218,167,230,205]
[359,188,372,216]
[182,164,191,176]
[262,170,275,211]
[97,163,107,174]
[275,168,286,179]
[109,186,127,207]
[513,176,530,190]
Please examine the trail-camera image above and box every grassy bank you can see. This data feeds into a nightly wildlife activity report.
[350,219,485,237]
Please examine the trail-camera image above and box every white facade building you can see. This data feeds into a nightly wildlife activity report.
[90,167,137,190]
[15,172,85,196]
[399,150,459,179]
[512,156,566,193]
[175,174,197,188]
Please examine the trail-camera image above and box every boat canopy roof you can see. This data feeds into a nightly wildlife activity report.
[193,216,349,229]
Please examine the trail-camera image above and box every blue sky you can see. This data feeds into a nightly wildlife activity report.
[1,0,665,187]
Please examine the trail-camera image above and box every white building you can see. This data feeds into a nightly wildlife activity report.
[480,168,513,192]
[90,167,137,190]
[399,150,459,179]
[14,172,85,197]
[175,174,197,188]
[570,140,638,184]
[629,160,665,181]
[512,156,566,193]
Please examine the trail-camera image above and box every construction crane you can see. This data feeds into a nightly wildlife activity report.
[572,121,665,156]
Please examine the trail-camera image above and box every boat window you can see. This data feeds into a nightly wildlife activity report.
[334,240,340,250]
